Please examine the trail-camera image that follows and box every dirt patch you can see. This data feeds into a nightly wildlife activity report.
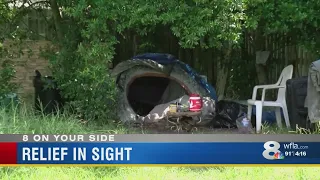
[126,122,240,134]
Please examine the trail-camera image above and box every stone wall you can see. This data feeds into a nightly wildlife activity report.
[3,40,53,102]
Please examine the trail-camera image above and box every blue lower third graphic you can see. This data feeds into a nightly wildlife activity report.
[17,142,320,164]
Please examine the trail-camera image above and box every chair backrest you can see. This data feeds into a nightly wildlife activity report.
[277,65,293,101]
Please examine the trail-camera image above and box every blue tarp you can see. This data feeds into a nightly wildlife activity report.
[132,53,177,64]
[132,53,218,101]
[251,106,284,124]
[132,53,284,124]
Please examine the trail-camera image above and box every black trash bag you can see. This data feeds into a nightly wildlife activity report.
[33,70,64,114]
[210,100,255,128]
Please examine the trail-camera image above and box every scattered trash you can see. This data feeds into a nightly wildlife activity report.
[217,100,247,123]
[212,100,248,128]
[169,103,177,113]
[177,103,189,112]
[137,95,215,126]
[236,114,254,134]
[112,53,217,122]
[212,100,283,129]
[189,93,202,112]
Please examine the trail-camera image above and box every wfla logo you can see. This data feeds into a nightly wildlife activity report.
[262,141,285,160]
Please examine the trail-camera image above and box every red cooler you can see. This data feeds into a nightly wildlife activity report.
[189,93,202,112]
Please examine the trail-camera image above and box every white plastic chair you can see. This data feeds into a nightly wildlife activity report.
[247,65,293,133]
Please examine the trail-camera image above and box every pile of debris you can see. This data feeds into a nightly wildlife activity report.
[111,53,277,133]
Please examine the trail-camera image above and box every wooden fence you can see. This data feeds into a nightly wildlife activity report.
[244,33,318,81]
[10,10,320,98]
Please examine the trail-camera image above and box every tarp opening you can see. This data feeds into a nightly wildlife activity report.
[127,75,189,116]
[111,53,217,123]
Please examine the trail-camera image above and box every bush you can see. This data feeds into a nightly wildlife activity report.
[60,65,118,121]
[227,49,257,99]
[0,43,18,101]
[43,45,118,121]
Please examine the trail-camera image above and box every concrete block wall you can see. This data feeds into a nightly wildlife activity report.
[3,40,53,102]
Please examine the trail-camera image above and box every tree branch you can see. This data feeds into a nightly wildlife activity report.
[0,0,15,5]
[27,0,50,8]
[49,0,63,42]
[26,0,51,25]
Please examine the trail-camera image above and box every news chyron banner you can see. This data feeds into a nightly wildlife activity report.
[0,134,319,165]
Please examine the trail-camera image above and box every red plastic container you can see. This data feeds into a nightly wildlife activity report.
[189,93,202,112]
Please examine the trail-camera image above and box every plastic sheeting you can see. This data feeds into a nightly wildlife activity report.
[130,53,218,101]
[137,95,215,126]
[111,59,212,123]
[305,59,320,123]
[213,100,280,128]
[213,100,249,128]
[176,61,218,102]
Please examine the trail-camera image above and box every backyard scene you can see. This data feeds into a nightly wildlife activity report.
[1,0,320,179]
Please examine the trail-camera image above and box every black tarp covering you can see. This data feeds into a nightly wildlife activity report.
[211,100,256,128]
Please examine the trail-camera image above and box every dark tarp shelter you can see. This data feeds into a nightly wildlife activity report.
[111,53,217,124]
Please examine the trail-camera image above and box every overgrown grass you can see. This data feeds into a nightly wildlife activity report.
[0,105,319,180]
[261,122,320,134]
[0,104,128,134]
[1,166,320,180]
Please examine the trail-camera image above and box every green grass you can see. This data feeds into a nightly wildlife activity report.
[0,105,319,180]
[0,166,319,180]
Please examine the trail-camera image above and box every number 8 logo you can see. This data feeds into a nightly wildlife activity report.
[262,141,281,160]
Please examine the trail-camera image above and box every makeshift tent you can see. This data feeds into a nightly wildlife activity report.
[111,53,218,123]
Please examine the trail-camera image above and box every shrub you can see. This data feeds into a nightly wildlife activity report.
[0,42,18,105]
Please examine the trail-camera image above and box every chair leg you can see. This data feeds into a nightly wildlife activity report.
[282,104,291,129]
[255,102,263,133]
[275,107,282,128]
[247,104,253,120]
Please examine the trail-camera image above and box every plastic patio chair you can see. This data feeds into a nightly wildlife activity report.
[247,65,293,133]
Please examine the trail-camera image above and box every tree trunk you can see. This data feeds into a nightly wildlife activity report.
[254,29,268,85]
[194,46,200,71]
[132,34,137,55]
[207,49,213,84]
[49,0,63,43]
[255,64,268,84]
[216,44,232,100]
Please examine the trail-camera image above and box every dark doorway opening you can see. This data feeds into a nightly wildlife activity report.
[127,76,188,116]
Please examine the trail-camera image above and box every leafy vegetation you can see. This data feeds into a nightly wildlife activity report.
[246,0,320,50]
[1,1,320,178]
[1,0,320,116]
[0,50,17,97]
